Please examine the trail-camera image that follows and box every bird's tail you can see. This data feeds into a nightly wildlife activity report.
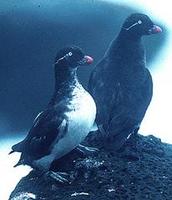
[9,140,24,155]
[14,158,25,167]
[8,150,15,155]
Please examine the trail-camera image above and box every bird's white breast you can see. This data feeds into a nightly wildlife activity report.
[51,84,97,159]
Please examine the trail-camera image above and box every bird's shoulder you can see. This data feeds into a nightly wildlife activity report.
[29,107,67,140]
[88,57,108,93]
[13,107,68,156]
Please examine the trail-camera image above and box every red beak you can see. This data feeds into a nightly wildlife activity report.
[149,25,162,34]
[84,55,94,64]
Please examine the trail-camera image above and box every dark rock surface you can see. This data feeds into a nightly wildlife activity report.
[9,134,172,200]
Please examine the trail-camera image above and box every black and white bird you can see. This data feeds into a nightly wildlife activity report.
[88,13,162,150]
[10,46,96,182]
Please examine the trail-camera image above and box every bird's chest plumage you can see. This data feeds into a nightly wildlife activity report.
[51,85,96,159]
[66,85,96,140]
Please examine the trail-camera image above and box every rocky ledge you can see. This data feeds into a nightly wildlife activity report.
[9,134,172,200]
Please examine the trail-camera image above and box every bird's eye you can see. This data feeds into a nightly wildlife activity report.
[64,52,73,58]
[138,20,142,24]
[68,52,73,57]
[63,52,73,59]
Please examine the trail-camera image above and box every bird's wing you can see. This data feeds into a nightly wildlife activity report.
[11,108,68,160]
[107,83,144,143]
[88,58,107,94]
[88,67,98,94]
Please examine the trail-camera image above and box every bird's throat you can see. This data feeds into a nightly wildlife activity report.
[54,67,77,89]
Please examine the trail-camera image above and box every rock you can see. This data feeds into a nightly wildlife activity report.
[10,192,36,200]
[9,134,172,200]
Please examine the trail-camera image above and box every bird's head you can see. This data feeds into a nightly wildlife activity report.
[122,13,162,36]
[54,46,93,68]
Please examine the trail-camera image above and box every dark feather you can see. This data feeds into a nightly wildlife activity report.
[11,106,68,165]
[14,158,25,167]
[8,150,14,155]
[88,13,156,149]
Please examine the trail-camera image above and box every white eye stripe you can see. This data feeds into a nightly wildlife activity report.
[63,52,73,58]
[55,52,73,64]
[124,20,142,31]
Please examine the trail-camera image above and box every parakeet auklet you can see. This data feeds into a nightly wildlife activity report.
[88,13,162,150]
[10,46,96,182]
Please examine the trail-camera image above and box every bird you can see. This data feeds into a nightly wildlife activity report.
[10,46,97,182]
[88,13,162,150]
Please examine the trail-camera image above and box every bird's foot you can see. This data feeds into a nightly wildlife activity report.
[46,171,75,184]
[119,148,140,161]
[75,158,105,181]
[76,144,99,157]
[117,134,140,161]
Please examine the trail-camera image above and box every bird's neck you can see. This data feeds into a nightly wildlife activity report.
[118,29,142,41]
[108,30,145,63]
[54,66,78,92]
[106,31,146,85]
[48,66,80,106]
